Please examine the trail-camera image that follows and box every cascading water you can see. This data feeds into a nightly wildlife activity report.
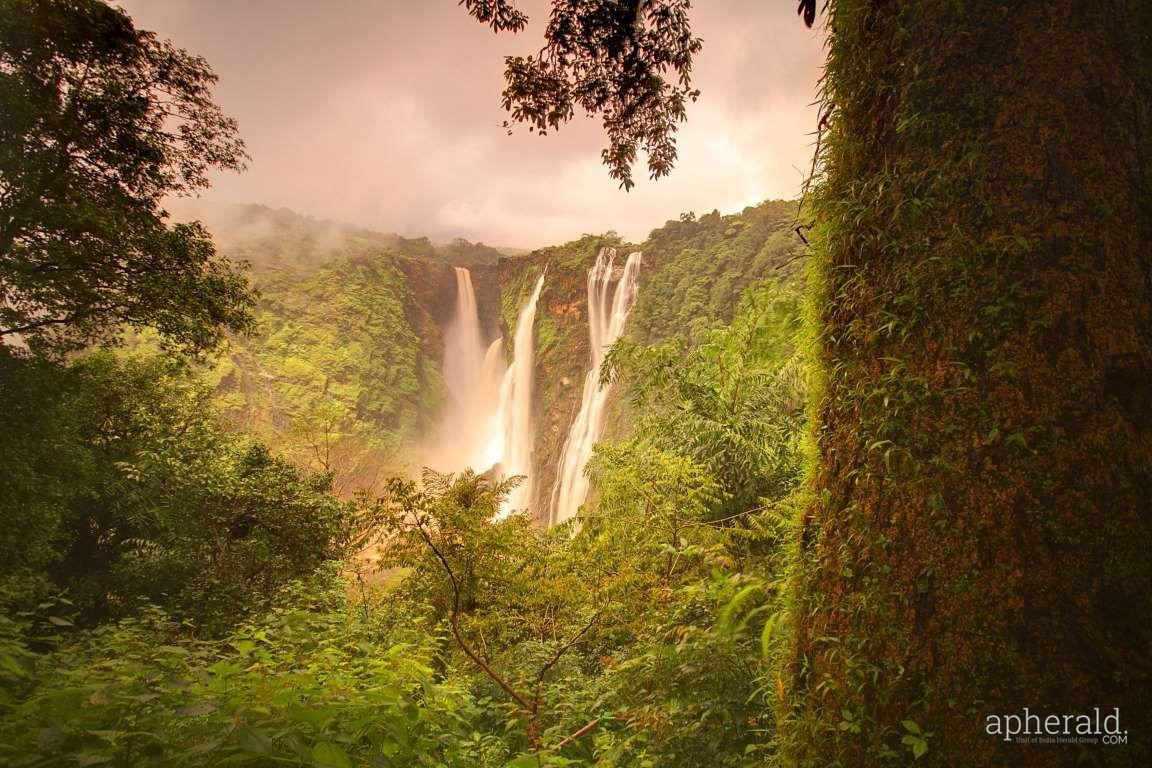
[550,248,642,525]
[477,337,506,469]
[495,273,546,517]
[432,266,545,519]
[438,258,632,524]
[438,267,504,470]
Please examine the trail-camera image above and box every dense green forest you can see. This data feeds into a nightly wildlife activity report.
[209,247,439,491]
[0,271,805,766]
[0,204,807,766]
[145,205,508,490]
[0,7,808,757]
[1,1,1148,767]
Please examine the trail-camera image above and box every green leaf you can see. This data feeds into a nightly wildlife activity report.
[717,584,762,635]
[312,742,353,768]
[759,612,780,659]
[902,719,921,734]
[237,727,276,755]
[177,701,218,717]
[286,706,338,727]
[231,639,256,655]
[184,739,223,757]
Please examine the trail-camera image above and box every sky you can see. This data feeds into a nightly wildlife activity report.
[118,1,824,249]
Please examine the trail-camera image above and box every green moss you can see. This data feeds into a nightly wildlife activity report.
[780,3,1152,766]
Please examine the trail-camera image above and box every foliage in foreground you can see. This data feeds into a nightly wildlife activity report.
[0,350,354,634]
[0,571,500,768]
[605,278,805,517]
[0,275,806,767]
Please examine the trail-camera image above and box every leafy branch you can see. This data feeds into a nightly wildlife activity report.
[387,472,603,753]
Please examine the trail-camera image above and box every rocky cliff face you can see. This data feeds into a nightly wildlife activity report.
[491,201,806,522]
[467,263,501,342]
[394,257,455,370]
[497,236,631,520]
[393,257,503,370]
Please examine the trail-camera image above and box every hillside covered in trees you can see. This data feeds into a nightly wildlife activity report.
[1,2,1147,768]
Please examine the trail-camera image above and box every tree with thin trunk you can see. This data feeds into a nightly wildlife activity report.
[378,470,603,755]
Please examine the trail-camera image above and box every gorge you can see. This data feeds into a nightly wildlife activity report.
[196,200,805,522]
[0,194,818,768]
[7,2,1146,763]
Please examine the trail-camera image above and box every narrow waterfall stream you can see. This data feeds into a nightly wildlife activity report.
[477,338,506,470]
[550,248,643,525]
[496,273,546,517]
[434,267,546,519]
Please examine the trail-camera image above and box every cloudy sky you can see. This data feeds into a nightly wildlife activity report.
[119,1,824,249]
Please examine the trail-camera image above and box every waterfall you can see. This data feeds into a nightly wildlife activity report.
[439,267,503,471]
[438,257,635,524]
[550,248,643,525]
[496,273,546,517]
[477,338,506,469]
[443,267,484,408]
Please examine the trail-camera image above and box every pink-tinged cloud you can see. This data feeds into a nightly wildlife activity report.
[118,0,824,249]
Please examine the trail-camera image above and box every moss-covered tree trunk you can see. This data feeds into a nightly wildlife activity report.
[787,2,1151,765]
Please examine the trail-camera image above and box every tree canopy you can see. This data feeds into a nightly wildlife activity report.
[461,0,701,190]
[460,0,819,189]
[0,0,253,355]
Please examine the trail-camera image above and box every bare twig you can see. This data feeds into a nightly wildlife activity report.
[533,610,602,713]
[775,246,810,271]
[553,718,602,751]
[793,224,811,247]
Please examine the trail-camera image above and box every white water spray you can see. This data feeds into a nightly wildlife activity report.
[438,268,504,471]
[550,248,642,525]
[477,337,506,469]
[496,273,546,517]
